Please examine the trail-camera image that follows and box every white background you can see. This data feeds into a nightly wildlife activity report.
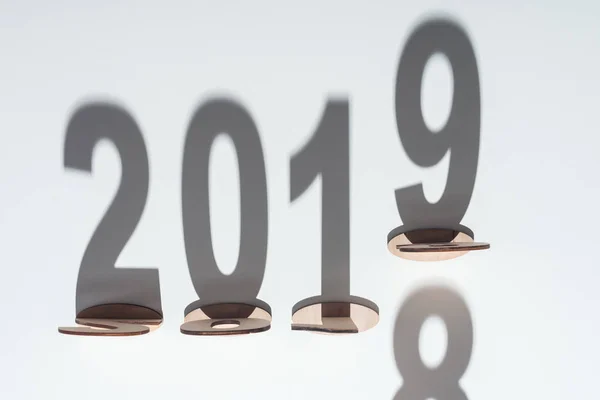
[1,1,599,398]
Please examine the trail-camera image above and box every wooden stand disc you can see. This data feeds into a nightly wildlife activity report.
[292,298,379,334]
[399,242,490,253]
[58,304,163,337]
[181,302,272,336]
[387,227,489,261]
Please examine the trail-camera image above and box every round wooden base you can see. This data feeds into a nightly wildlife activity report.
[181,302,272,336]
[57,304,163,336]
[387,227,489,261]
[291,296,379,334]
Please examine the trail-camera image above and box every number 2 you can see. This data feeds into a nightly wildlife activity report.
[62,103,162,320]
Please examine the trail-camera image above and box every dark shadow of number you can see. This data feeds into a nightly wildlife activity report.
[290,100,351,299]
[394,286,472,400]
[182,98,270,316]
[289,100,378,333]
[394,17,480,231]
[64,102,161,315]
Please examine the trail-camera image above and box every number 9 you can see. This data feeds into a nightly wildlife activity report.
[387,18,489,261]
